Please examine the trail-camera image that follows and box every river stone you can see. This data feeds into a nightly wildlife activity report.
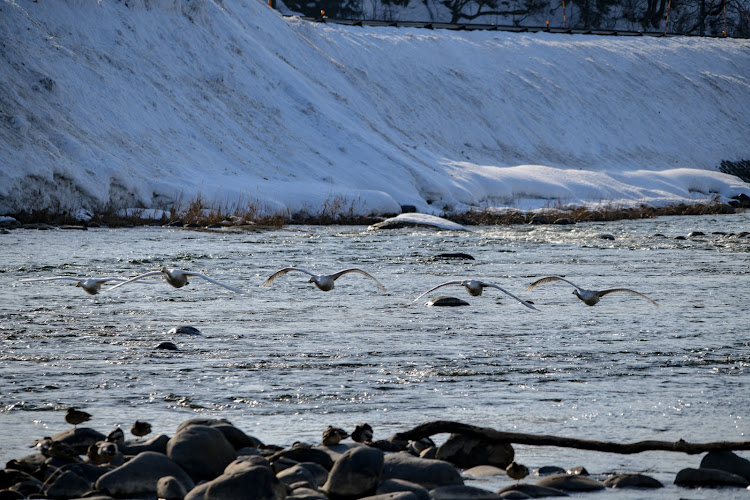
[44,470,91,498]
[95,451,195,497]
[167,424,237,482]
[323,446,384,499]
[381,452,463,490]
[426,296,470,307]
[376,478,430,500]
[157,475,189,500]
[359,493,419,500]
[212,422,264,450]
[436,434,514,469]
[430,484,500,499]
[565,466,588,476]
[168,325,202,335]
[534,474,605,491]
[535,466,565,476]
[51,428,106,455]
[278,464,316,487]
[120,433,169,455]
[184,463,285,500]
[700,451,750,481]
[498,491,530,499]
[497,484,569,497]
[298,462,330,486]
[464,465,506,477]
[271,446,335,471]
[287,486,329,499]
[602,473,663,489]
[674,467,750,487]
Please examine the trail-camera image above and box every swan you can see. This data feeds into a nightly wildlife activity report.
[526,276,658,306]
[263,267,387,292]
[106,267,246,293]
[413,279,538,311]
[19,276,127,295]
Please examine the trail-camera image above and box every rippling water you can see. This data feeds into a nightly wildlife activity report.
[1,214,748,498]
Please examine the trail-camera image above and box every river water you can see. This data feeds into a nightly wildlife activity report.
[1,213,748,498]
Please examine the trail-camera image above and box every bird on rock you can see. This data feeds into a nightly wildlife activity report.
[263,267,387,292]
[106,267,246,293]
[351,423,374,443]
[506,461,530,485]
[131,420,152,437]
[322,426,349,446]
[65,407,92,428]
[526,276,658,306]
[106,427,125,445]
[413,279,538,311]
[19,276,127,295]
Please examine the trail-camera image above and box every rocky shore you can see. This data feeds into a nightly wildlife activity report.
[2,418,750,499]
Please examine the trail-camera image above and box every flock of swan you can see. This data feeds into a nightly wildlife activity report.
[18,266,659,308]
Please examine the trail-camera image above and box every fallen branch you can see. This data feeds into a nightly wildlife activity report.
[393,421,750,455]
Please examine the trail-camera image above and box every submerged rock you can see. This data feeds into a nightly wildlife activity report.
[603,473,663,489]
[674,467,750,487]
[699,451,750,481]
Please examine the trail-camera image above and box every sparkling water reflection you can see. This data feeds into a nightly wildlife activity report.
[1,213,748,498]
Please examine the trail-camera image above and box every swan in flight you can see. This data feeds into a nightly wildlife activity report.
[413,279,538,310]
[263,267,387,292]
[106,267,246,293]
[19,276,127,295]
[526,276,658,306]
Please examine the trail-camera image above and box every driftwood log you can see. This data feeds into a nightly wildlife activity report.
[393,421,750,455]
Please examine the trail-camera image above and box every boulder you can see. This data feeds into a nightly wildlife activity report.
[167,425,237,482]
[95,451,195,498]
[376,478,430,500]
[463,465,506,478]
[497,484,569,497]
[359,493,419,500]
[157,475,189,500]
[120,434,170,455]
[287,486,328,499]
[535,466,565,477]
[277,464,317,488]
[674,467,750,487]
[44,470,91,499]
[430,485,500,499]
[323,446,384,499]
[381,452,463,490]
[700,451,750,481]
[602,473,663,489]
[51,428,106,455]
[270,446,335,471]
[534,474,605,492]
[436,434,514,469]
[426,296,470,307]
[184,463,285,500]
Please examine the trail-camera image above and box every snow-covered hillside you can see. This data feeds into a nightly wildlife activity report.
[1,0,749,218]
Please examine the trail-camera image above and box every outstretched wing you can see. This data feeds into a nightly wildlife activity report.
[482,283,539,311]
[263,267,313,287]
[184,272,246,294]
[598,288,659,306]
[412,280,463,302]
[330,269,387,292]
[526,276,581,292]
[19,276,82,283]
[105,271,164,291]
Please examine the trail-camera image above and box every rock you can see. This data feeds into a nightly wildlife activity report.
[565,466,588,476]
[433,253,475,260]
[168,325,202,335]
[278,463,317,488]
[95,451,195,498]
[376,478,430,500]
[271,446,335,471]
[498,491,531,499]
[323,446,384,499]
[430,484,500,499]
[287,486,329,499]
[212,423,264,450]
[497,484,569,497]
[168,425,237,482]
[360,493,418,500]
[534,473,605,491]
[297,462,330,487]
[157,475,189,500]
[44,470,91,498]
[602,473,663,489]
[51,428,106,455]
[156,341,179,350]
[381,452,463,490]
[463,465,506,477]
[400,205,417,213]
[120,433,170,455]
[184,462,285,500]
[528,215,549,225]
[436,434,514,469]
[596,233,615,240]
[688,231,705,237]
[535,466,565,476]
[700,451,750,481]
[552,218,575,225]
[674,467,750,487]
[426,296,470,307]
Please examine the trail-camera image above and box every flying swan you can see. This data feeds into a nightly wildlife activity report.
[106,267,246,294]
[526,276,658,306]
[413,279,538,310]
[19,276,128,295]
[263,267,387,292]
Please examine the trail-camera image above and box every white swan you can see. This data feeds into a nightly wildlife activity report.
[526,276,658,306]
[263,267,387,292]
[19,276,127,295]
[106,267,246,294]
[413,279,538,311]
